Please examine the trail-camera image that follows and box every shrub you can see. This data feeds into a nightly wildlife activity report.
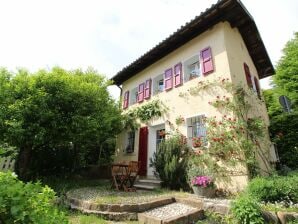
[0,172,68,224]
[150,135,190,190]
[231,194,264,224]
[247,173,298,204]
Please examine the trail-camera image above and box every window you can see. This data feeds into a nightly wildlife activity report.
[184,55,201,81]
[187,115,207,147]
[126,131,135,153]
[153,74,164,95]
[129,87,138,105]
[156,129,165,150]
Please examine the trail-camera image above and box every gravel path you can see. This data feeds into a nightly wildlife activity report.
[67,187,187,204]
[144,202,196,220]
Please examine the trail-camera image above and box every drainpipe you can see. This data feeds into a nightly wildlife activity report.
[116,84,122,109]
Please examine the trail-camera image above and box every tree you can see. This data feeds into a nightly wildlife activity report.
[263,32,298,170]
[0,67,122,179]
[273,32,298,110]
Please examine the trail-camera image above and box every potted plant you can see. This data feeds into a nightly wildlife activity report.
[175,116,185,125]
[191,175,216,198]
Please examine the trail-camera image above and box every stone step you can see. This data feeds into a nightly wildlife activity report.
[138,178,162,184]
[138,202,204,224]
[133,184,158,190]
[70,204,137,221]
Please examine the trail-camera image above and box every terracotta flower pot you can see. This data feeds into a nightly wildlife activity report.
[192,186,215,198]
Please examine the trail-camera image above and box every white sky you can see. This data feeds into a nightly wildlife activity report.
[0,0,297,98]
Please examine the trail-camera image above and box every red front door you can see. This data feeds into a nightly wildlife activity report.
[138,126,148,176]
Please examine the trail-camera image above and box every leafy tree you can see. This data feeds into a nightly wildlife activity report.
[263,32,298,170]
[273,32,298,111]
[0,67,122,179]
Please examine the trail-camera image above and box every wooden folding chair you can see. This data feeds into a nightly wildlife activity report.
[127,161,141,191]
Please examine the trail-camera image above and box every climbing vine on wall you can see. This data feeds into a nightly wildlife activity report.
[122,99,168,131]
[183,78,272,181]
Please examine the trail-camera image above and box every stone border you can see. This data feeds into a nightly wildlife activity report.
[67,195,175,213]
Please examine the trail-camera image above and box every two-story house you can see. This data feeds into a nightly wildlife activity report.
[111,0,275,190]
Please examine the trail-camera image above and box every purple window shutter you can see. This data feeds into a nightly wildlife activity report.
[164,68,173,90]
[243,63,253,88]
[254,76,261,97]
[137,83,145,103]
[123,91,129,109]
[174,63,182,87]
[200,47,214,75]
[144,79,151,99]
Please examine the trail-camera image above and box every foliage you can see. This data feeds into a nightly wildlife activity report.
[184,79,271,182]
[0,171,67,224]
[247,172,298,205]
[0,143,17,158]
[150,134,190,190]
[269,112,298,170]
[273,32,298,110]
[0,67,122,179]
[231,194,264,224]
[175,116,185,125]
[123,99,167,130]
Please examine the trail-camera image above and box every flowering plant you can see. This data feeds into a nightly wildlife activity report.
[192,136,203,148]
[191,175,214,188]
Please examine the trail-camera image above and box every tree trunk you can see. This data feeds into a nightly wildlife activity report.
[16,145,32,180]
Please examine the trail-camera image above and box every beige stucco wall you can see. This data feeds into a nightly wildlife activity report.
[223,24,272,175]
[115,22,232,161]
[114,21,273,191]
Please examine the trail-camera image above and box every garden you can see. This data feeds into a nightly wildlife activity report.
[0,33,298,223]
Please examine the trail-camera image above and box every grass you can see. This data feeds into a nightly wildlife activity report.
[41,176,110,196]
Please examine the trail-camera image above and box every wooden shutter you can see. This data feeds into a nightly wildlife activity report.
[254,76,261,98]
[123,91,129,109]
[137,83,145,103]
[144,79,151,99]
[200,47,214,75]
[174,63,182,87]
[244,63,253,88]
[164,68,173,90]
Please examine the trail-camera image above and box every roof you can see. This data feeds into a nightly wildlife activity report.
[111,0,274,86]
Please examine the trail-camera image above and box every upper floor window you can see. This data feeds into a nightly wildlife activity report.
[153,74,164,95]
[129,87,138,105]
[184,55,201,81]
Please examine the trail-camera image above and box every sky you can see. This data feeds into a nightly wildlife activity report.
[0,0,297,98]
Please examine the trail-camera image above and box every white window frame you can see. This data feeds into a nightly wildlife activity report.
[183,54,201,82]
[152,74,164,95]
[186,114,207,148]
[129,87,138,105]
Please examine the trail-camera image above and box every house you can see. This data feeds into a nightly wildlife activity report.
[111,0,275,190]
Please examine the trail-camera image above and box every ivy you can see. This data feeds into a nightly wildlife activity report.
[122,99,167,130]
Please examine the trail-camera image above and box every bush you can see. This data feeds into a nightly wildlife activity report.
[247,173,298,204]
[0,172,68,224]
[231,194,264,224]
[270,112,298,170]
[150,135,190,190]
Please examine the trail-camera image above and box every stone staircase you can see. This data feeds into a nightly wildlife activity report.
[133,177,162,190]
